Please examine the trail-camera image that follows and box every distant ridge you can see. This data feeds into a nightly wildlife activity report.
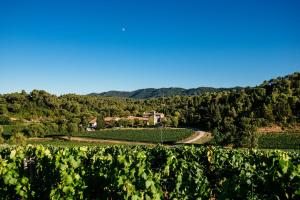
[88,86,243,99]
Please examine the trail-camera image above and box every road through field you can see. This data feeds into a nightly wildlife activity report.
[28,130,207,145]
[29,137,154,145]
[180,131,206,144]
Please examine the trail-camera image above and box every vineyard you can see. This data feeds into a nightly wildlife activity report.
[67,128,194,143]
[258,132,300,150]
[0,145,299,199]
[27,140,112,147]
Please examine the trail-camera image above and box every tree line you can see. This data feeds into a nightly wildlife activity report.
[0,72,299,147]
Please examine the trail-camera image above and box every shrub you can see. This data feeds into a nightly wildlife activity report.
[8,132,27,145]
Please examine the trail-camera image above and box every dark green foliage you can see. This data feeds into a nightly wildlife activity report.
[90,86,242,99]
[0,72,299,147]
[0,145,299,199]
[70,128,194,143]
[0,104,8,115]
[96,114,105,130]
[258,133,300,149]
[8,132,27,145]
[237,117,258,148]
[67,123,78,133]
[0,125,3,144]
[0,115,11,125]
[25,124,47,137]
[116,118,130,127]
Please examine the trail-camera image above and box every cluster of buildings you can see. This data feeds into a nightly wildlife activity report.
[88,111,165,130]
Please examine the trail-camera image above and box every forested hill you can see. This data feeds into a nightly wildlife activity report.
[88,86,243,99]
[0,72,299,147]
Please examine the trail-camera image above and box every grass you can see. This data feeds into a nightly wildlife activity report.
[2,124,26,133]
[49,128,194,143]
[27,139,113,147]
[15,127,300,152]
[258,132,300,149]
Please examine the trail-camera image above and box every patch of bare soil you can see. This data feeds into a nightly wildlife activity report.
[258,123,300,134]
[258,125,283,133]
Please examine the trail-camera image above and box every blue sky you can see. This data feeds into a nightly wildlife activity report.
[0,0,299,94]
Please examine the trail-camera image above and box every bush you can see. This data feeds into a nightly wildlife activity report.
[67,123,78,133]
[59,123,68,133]
[96,115,105,130]
[8,132,27,145]
[24,124,46,137]
[0,115,11,125]
[7,103,21,113]
[0,104,8,115]
[0,125,4,144]
[0,136,4,144]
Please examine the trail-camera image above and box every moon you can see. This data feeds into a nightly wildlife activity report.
[122,27,126,32]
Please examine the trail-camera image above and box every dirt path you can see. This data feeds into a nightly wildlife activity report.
[179,131,207,144]
[29,136,155,146]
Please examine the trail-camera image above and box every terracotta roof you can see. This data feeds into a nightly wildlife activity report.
[127,116,148,121]
[89,118,97,124]
[90,113,164,124]
[104,117,121,122]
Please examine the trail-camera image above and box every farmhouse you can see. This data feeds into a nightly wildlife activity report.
[142,111,164,125]
[89,111,165,129]
[86,118,97,131]
[89,118,97,128]
[126,116,149,125]
[126,116,148,121]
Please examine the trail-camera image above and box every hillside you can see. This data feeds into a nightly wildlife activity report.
[0,72,299,147]
[88,86,243,99]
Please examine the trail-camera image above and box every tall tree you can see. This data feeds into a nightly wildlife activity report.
[0,125,4,144]
[171,116,179,128]
[96,115,105,130]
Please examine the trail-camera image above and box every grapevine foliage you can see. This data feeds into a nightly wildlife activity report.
[0,145,299,199]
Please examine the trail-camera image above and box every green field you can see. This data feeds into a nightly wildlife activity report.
[26,138,156,147]
[26,140,300,153]
[48,128,194,143]
[26,140,112,147]
[258,132,300,149]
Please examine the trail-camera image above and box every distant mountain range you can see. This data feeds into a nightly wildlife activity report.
[88,86,244,99]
